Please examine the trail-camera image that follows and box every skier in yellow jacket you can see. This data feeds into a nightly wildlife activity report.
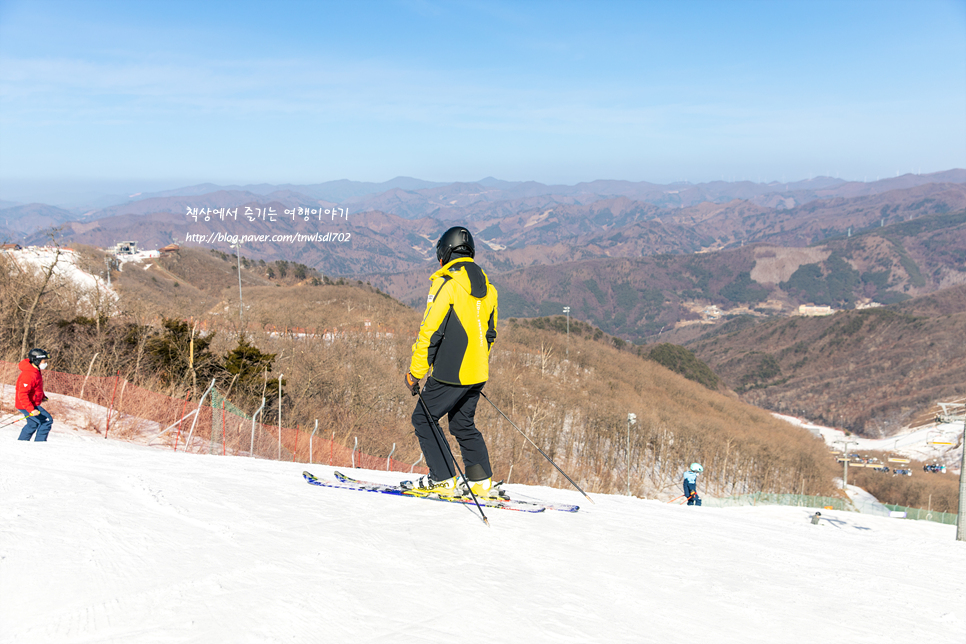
[402,226,502,499]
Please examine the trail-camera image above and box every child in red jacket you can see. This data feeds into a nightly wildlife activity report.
[15,348,53,441]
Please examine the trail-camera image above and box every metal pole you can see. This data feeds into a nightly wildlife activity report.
[626,413,636,496]
[409,454,423,473]
[182,378,216,452]
[104,370,120,439]
[250,397,265,457]
[309,419,318,465]
[277,373,283,461]
[563,306,570,356]
[957,413,966,541]
[234,243,244,330]
[480,391,594,503]
[79,352,99,401]
[415,388,489,525]
[0,413,27,429]
[833,439,857,490]
[352,437,357,468]
[387,443,396,471]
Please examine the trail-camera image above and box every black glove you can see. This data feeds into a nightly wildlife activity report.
[42,396,48,403]
[405,372,420,396]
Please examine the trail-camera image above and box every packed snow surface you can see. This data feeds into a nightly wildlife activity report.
[774,412,963,469]
[2,420,964,643]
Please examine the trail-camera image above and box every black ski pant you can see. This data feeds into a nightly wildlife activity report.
[412,377,492,482]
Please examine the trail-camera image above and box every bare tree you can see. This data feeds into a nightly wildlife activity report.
[19,245,63,360]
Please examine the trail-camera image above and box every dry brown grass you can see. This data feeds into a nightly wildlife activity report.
[3,251,841,498]
[202,285,838,498]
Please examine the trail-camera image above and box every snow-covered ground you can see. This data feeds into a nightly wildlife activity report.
[774,412,964,470]
[2,415,964,643]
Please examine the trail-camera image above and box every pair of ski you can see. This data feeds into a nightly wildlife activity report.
[303,471,579,513]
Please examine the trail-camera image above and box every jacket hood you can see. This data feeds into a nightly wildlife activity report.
[19,359,37,373]
[432,257,488,298]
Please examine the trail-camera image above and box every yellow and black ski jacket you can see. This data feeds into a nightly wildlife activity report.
[409,257,498,385]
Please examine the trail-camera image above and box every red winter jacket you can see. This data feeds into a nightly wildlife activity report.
[15,359,45,411]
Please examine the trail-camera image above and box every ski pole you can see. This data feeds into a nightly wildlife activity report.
[667,495,685,504]
[479,391,594,504]
[0,413,27,429]
[414,388,489,526]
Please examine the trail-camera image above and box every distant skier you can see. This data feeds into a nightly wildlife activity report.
[401,227,502,499]
[15,348,53,442]
[683,462,703,506]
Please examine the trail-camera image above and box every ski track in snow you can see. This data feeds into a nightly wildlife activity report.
[1,421,964,643]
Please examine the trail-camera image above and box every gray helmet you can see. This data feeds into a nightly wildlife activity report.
[27,348,49,366]
[436,226,475,265]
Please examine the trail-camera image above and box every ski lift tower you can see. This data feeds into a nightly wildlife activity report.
[832,439,858,490]
[936,401,966,541]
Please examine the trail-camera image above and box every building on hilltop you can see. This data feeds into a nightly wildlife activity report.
[108,241,139,255]
[797,304,834,316]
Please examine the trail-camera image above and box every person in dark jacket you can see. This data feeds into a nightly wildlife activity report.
[15,348,53,441]
[401,226,503,499]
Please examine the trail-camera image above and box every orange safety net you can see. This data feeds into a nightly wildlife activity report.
[1,361,426,474]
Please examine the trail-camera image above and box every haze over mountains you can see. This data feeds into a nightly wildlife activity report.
[3,169,964,225]
[3,170,965,344]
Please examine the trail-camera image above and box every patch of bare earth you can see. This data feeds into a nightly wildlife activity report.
[750,246,831,284]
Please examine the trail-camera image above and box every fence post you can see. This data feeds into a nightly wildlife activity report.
[79,352,99,402]
[182,378,216,453]
[222,400,227,456]
[277,374,283,461]
[104,370,120,439]
[250,397,265,457]
[386,443,396,471]
[294,423,299,463]
[110,379,129,435]
[352,437,357,468]
[410,454,423,473]
[309,420,318,465]
[330,432,334,466]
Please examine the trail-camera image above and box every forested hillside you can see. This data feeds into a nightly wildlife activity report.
[1,247,838,499]
[686,285,966,436]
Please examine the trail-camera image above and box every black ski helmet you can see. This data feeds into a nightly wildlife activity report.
[436,226,475,265]
[27,348,49,366]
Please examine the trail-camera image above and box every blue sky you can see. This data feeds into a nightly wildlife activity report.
[0,0,964,192]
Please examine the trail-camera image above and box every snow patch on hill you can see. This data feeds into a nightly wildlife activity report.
[2,246,117,306]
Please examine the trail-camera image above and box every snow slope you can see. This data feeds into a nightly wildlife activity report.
[3,247,111,293]
[1,421,964,643]
[774,412,964,470]
[2,246,118,310]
